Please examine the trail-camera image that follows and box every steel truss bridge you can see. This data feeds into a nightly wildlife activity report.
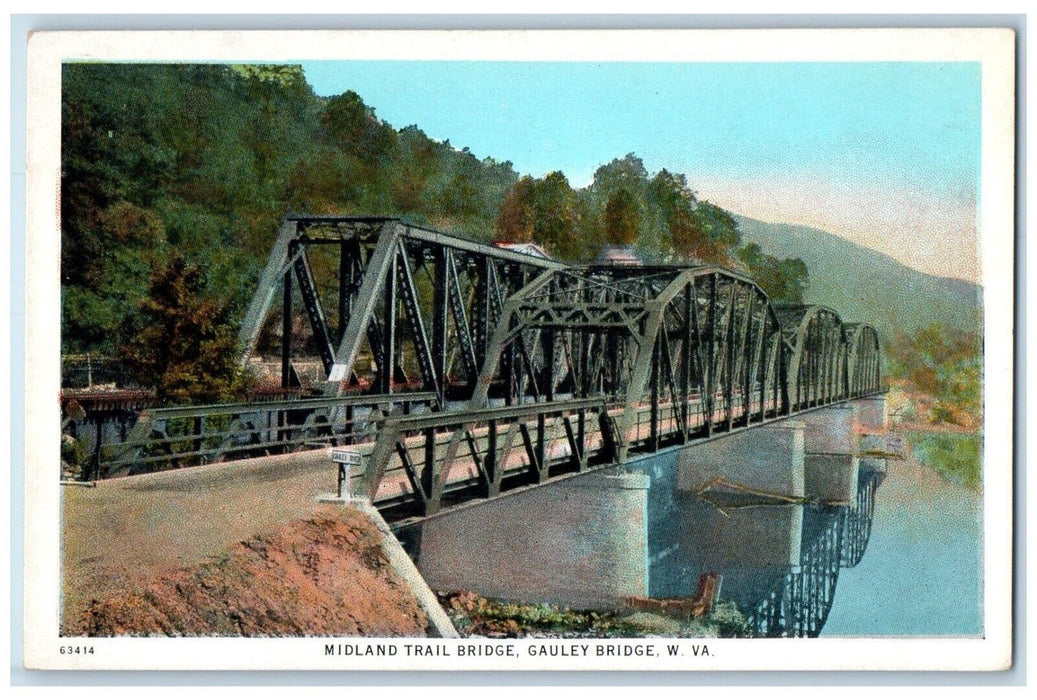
[75,216,883,522]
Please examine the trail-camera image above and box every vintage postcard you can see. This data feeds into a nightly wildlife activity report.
[22,27,1014,672]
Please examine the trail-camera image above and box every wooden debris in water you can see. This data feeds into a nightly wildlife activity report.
[624,572,722,619]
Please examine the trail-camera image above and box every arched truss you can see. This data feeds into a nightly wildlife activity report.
[845,323,882,398]
[776,305,850,411]
[469,265,788,458]
[236,216,562,403]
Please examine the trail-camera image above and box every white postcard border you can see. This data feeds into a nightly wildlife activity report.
[22,27,1016,672]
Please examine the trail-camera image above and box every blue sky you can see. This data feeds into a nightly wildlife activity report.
[301,61,982,282]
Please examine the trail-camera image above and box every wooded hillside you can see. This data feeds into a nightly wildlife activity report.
[62,63,809,401]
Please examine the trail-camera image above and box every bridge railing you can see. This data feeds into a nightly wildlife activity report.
[358,382,794,519]
[356,397,619,518]
[91,392,436,479]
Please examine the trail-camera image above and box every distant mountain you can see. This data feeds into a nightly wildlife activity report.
[733,215,983,343]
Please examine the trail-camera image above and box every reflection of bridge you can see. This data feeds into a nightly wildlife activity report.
[69,217,883,512]
[748,467,886,638]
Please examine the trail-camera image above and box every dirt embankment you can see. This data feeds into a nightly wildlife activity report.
[65,507,432,637]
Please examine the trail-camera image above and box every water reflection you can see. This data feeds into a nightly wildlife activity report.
[650,466,885,637]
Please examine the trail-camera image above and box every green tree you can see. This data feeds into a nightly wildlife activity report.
[322,90,398,166]
[604,188,641,246]
[495,172,586,259]
[532,172,581,258]
[648,169,699,258]
[687,201,741,265]
[736,242,810,304]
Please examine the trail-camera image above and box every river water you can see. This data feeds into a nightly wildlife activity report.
[820,449,983,637]
[636,438,983,638]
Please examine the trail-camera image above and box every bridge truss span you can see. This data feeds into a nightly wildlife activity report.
[236,215,563,403]
[259,220,882,521]
[71,216,883,490]
[469,265,790,460]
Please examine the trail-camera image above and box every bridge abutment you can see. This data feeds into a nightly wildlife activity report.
[412,469,650,609]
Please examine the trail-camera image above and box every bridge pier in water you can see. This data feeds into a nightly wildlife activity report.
[674,421,805,499]
[796,405,860,505]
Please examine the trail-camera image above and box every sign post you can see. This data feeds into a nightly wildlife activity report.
[331,448,362,500]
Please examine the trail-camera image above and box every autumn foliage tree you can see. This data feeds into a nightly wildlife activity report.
[604,188,640,246]
[122,257,250,404]
[887,324,982,424]
[496,172,584,259]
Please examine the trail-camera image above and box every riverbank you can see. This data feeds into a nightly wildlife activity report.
[438,590,749,638]
[64,506,434,637]
[887,384,982,490]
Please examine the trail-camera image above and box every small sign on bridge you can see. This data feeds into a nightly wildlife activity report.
[330,448,363,500]
[331,448,362,466]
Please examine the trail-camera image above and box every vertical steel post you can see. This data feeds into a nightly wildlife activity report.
[706,274,717,436]
[379,255,397,394]
[281,243,294,390]
[650,333,660,451]
[725,286,737,432]
[473,257,492,369]
[681,285,693,441]
[422,427,437,508]
[432,248,450,405]
[485,418,497,490]
[538,324,554,474]
[337,239,350,345]
[502,339,514,406]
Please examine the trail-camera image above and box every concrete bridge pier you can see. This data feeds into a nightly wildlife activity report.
[412,469,650,609]
[674,422,806,499]
[794,404,860,505]
[856,394,890,474]
[649,493,804,602]
[856,394,888,433]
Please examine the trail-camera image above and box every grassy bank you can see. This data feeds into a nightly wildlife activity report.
[906,431,982,491]
[438,591,750,638]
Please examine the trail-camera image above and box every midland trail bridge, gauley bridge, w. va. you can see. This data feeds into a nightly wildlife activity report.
[62,215,892,637]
